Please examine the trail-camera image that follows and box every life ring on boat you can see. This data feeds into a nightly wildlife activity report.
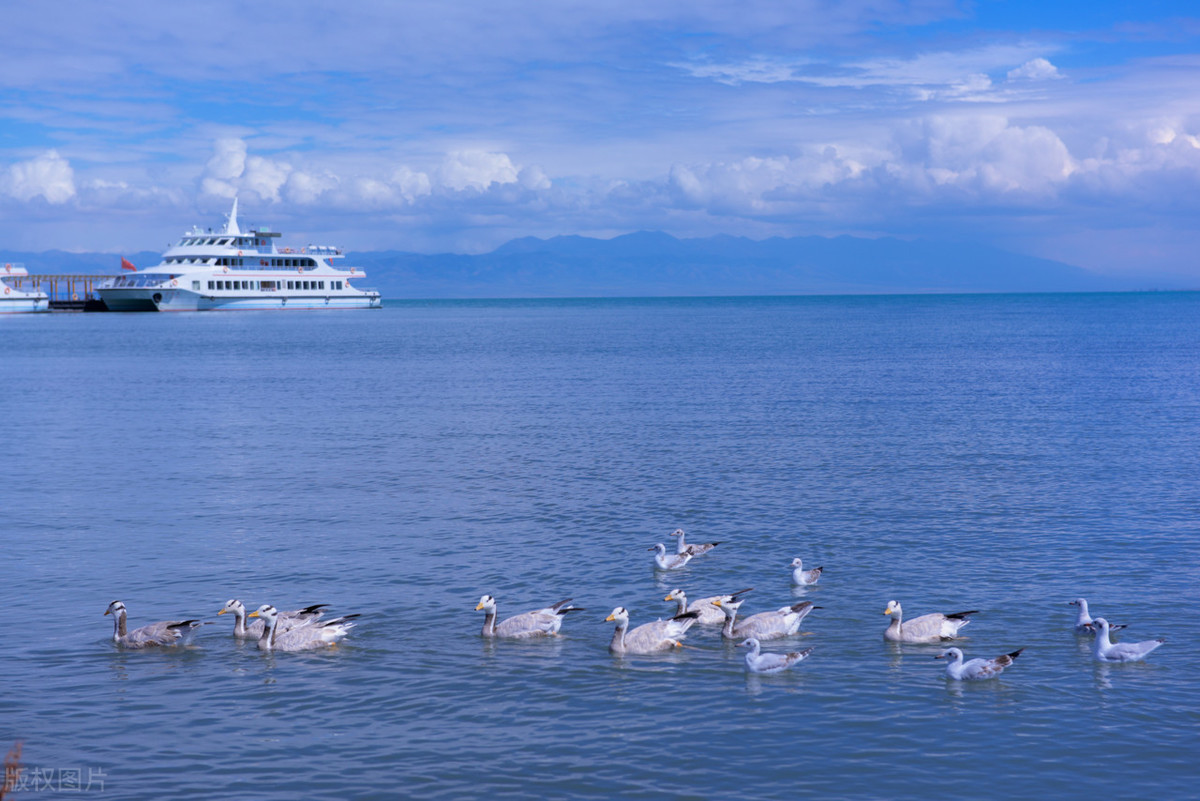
[223,267,229,274]
[3,263,10,273]
[238,250,243,256]
[3,287,9,295]
[171,279,178,287]
[297,265,303,273]
[72,293,79,301]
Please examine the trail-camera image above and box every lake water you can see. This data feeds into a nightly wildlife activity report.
[3,294,1198,800]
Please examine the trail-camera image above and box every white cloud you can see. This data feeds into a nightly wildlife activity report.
[3,150,76,203]
[1007,58,1060,82]
[437,150,519,191]
[391,166,433,202]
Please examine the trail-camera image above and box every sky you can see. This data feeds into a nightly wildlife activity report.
[2,0,1199,279]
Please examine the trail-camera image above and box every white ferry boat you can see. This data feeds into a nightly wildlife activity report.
[97,199,382,312]
[0,263,50,313]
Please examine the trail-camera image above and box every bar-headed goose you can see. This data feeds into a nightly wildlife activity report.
[217,599,328,639]
[605,607,699,654]
[104,600,207,649]
[475,595,584,639]
[883,600,976,643]
[247,604,359,652]
[663,588,753,625]
[935,647,1024,680]
[714,595,817,641]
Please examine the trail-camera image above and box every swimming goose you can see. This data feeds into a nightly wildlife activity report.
[714,595,817,641]
[1068,598,1127,635]
[1090,618,1164,663]
[669,528,721,557]
[883,600,976,643]
[650,543,693,571]
[790,558,823,586]
[605,607,699,655]
[247,604,359,652]
[935,647,1024,680]
[217,599,328,639]
[475,595,584,639]
[104,600,207,649]
[739,637,813,674]
[664,588,753,625]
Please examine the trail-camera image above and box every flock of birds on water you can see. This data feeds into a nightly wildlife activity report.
[104,527,1166,677]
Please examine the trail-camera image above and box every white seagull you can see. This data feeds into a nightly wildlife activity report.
[104,600,208,649]
[883,600,976,643]
[1090,618,1165,663]
[217,599,327,639]
[650,543,693,570]
[935,646,1024,680]
[739,637,813,674]
[475,595,585,639]
[669,528,721,557]
[1068,598,1127,635]
[605,607,699,655]
[247,604,359,652]
[790,557,823,586]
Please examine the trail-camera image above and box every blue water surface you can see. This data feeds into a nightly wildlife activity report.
[2,293,1199,800]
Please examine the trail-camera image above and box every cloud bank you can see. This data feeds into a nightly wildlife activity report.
[1,1,1199,277]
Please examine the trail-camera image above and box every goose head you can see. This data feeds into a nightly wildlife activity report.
[605,607,630,626]
[712,595,745,618]
[663,589,686,603]
[884,600,902,617]
[218,599,246,617]
[248,604,278,625]
[104,600,126,618]
[475,595,497,613]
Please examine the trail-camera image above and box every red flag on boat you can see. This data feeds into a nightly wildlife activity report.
[120,257,137,271]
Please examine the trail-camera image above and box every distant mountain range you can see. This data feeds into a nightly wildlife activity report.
[5,232,1173,297]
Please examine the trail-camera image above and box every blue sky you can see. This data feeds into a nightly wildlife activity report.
[2,0,1199,279]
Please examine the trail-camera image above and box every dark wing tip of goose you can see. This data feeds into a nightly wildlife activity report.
[1008,648,1026,659]
[948,610,980,619]
[299,604,330,614]
[558,606,586,615]
[672,611,701,621]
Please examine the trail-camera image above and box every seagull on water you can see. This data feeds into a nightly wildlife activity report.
[650,543,693,570]
[1068,598,1127,636]
[790,557,823,586]
[739,637,813,674]
[935,647,1024,680]
[1090,618,1164,663]
[669,528,721,557]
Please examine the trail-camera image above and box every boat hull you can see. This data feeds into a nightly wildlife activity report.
[0,296,50,313]
[97,287,382,312]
